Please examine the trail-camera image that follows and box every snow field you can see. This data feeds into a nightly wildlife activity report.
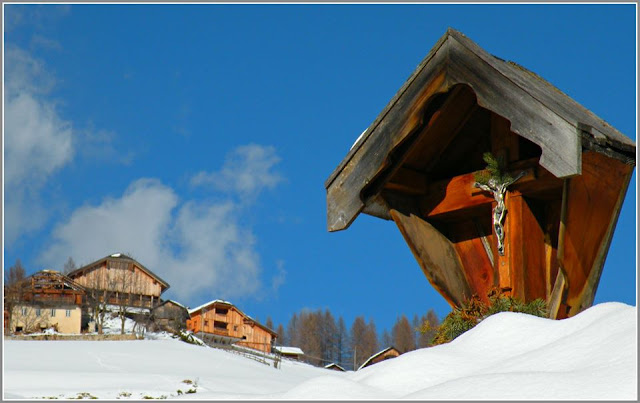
[3,302,637,400]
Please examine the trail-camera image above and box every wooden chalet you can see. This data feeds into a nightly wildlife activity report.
[4,270,86,334]
[186,300,277,353]
[358,347,401,371]
[67,253,169,310]
[326,29,635,320]
[151,299,189,332]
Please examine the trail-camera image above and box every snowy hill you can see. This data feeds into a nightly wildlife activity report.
[3,302,636,400]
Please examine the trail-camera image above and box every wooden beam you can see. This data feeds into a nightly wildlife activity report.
[420,159,562,220]
[577,167,633,312]
[547,268,567,320]
[390,209,473,307]
[560,152,634,317]
[506,195,547,302]
[384,166,428,195]
[366,85,476,201]
[448,218,497,304]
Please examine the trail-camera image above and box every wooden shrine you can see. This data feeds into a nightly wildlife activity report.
[325,29,635,320]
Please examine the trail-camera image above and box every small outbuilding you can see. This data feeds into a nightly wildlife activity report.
[358,347,402,371]
[324,362,346,372]
[151,299,189,333]
[325,29,635,320]
[273,346,305,361]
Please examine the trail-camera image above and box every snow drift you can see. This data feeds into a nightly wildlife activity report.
[3,302,637,400]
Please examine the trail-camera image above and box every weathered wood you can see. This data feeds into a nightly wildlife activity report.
[385,166,428,195]
[389,209,472,307]
[560,152,634,317]
[446,37,581,178]
[577,168,633,312]
[547,268,567,320]
[368,85,476,204]
[559,152,633,316]
[326,28,634,232]
[398,85,478,173]
[326,68,450,232]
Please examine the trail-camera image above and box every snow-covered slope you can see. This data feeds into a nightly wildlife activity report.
[3,302,636,400]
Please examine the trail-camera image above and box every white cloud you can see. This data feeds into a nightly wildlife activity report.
[190,144,283,199]
[271,260,287,292]
[39,144,284,303]
[3,46,74,245]
[39,179,178,269]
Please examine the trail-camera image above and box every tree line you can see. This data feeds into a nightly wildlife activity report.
[269,308,440,370]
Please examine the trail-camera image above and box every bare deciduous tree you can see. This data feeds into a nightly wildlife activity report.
[63,257,77,275]
[4,260,27,335]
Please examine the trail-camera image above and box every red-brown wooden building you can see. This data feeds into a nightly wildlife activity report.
[186,300,277,353]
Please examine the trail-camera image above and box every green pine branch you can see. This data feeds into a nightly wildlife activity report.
[474,152,514,186]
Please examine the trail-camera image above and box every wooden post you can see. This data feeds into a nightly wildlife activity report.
[390,209,473,307]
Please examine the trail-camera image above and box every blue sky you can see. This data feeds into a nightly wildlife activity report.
[3,4,636,335]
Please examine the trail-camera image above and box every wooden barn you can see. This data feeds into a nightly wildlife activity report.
[186,300,277,353]
[325,29,635,320]
[67,253,170,310]
[151,299,189,332]
[4,270,86,334]
[358,347,402,370]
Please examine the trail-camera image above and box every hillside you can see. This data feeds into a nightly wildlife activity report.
[3,302,636,399]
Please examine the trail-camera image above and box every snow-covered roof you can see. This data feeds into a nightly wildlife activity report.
[273,346,304,355]
[187,299,233,315]
[357,346,400,371]
[324,363,346,371]
[163,299,187,310]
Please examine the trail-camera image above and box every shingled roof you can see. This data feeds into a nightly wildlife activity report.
[325,28,635,232]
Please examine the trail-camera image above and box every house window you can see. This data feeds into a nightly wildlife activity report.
[204,320,209,327]
[214,321,227,330]
[21,307,27,316]
[36,309,41,317]
[51,309,56,317]
[65,309,72,317]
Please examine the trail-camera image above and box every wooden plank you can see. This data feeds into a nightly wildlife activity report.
[450,29,635,155]
[367,85,476,203]
[390,209,473,307]
[385,166,428,195]
[560,152,634,317]
[547,269,567,320]
[448,218,496,304]
[326,66,450,232]
[420,161,560,220]
[506,195,548,302]
[446,35,582,178]
[577,167,633,311]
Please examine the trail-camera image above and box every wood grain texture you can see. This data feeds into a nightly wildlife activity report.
[326,29,634,232]
[390,209,472,307]
[560,152,634,317]
[448,219,496,304]
[506,195,548,302]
